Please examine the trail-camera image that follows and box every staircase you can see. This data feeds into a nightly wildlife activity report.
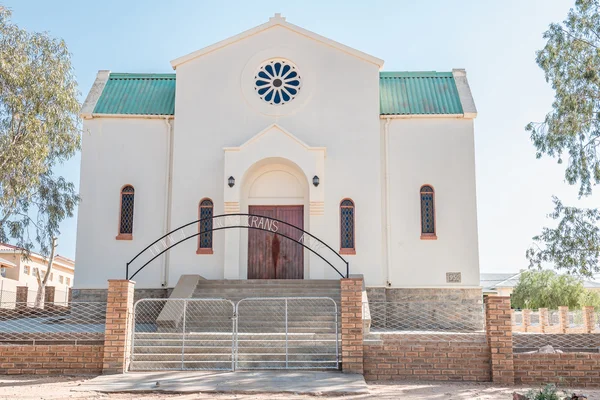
[130,279,341,371]
[192,279,341,303]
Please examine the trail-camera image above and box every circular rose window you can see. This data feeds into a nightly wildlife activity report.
[254,59,301,105]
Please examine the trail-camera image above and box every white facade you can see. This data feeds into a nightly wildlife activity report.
[76,15,480,290]
[0,244,75,299]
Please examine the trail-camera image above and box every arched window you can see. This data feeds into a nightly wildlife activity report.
[340,199,355,254]
[420,185,436,239]
[197,199,214,254]
[116,185,135,240]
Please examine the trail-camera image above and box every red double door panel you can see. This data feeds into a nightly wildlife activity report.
[247,205,304,279]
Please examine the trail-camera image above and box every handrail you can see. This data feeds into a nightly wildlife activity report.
[126,213,349,280]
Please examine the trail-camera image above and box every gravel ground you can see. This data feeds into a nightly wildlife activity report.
[0,376,598,400]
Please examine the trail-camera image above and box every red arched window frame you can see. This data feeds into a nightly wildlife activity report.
[197,198,214,254]
[340,198,356,254]
[116,185,135,240]
[420,185,437,240]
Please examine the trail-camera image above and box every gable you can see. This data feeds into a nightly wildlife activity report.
[170,14,384,69]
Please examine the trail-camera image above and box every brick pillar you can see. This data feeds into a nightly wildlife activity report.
[558,306,569,333]
[16,286,28,309]
[539,308,549,333]
[340,275,363,374]
[484,296,514,385]
[522,309,531,332]
[44,286,56,304]
[583,306,596,334]
[102,280,135,374]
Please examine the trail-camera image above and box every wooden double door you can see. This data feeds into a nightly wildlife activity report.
[248,205,304,279]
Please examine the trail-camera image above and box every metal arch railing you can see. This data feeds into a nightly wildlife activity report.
[126,213,349,280]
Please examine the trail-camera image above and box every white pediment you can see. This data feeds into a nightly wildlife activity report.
[171,14,383,69]
[223,123,325,204]
[224,123,325,154]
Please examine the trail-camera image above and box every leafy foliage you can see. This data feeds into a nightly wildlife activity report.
[525,384,563,400]
[527,197,600,276]
[0,7,80,255]
[527,0,600,276]
[527,0,600,197]
[511,269,600,310]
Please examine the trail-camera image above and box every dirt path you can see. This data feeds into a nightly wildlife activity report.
[0,376,598,400]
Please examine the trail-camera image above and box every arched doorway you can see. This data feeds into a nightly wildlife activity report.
[240,158,309,279]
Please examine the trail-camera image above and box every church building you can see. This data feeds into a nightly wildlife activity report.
[76,14,481,307]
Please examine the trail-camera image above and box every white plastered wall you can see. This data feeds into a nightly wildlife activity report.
[168,24,383,286]
[386,118,480,287]
[74,118,169,288]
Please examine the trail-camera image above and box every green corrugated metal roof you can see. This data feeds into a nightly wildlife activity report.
[92,71,463,116]
[379,71,463,115]
[93,73,176,115]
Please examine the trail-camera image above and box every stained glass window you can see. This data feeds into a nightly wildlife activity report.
[420,186,435,236]
[340,199,355,251]
[199,199,213,250]
[119,185,135,235]
[254,59,302,105]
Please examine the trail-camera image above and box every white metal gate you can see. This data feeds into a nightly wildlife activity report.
[130,297,338,371]
[235,297,339,370]
[131,298,236,371]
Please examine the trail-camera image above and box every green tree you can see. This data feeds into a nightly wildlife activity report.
[0,7,80,303]
[511,269,600,310]
[526,0,600,277]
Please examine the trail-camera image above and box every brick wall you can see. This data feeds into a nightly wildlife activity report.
[485,296,515,384]
[363,335,490,382]
[340,276,364,374]
[0,344,104,375]
[514,353,600,387]
[103,280,135,374]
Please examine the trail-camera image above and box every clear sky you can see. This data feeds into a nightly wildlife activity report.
[4,0,591,273]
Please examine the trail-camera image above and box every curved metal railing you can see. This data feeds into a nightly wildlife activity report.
[126,213,349,280]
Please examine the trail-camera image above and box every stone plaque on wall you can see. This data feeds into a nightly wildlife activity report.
[446,272,462,283]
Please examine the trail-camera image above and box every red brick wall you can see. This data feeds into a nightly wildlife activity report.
[0,344,104,375]
[363,335,491,382]
[485,296,514,384]
[514,353,600,387]
[341,277,364,374]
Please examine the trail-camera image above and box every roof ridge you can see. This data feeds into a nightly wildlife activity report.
[380,71,454,78]
[109,73,176,80]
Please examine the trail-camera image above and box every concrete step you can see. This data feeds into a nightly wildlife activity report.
[134,339,338,347]
[133,333,339,344]
[132,353,336,362]
[129,360,338,371]
[183,316,337,322]
[132,345,336,354]
[192,279,341,304]
[195,279,340,286]
[129,360,233,370]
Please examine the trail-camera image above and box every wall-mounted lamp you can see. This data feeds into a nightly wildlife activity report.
[312,175,320,187]
[228,176,235,188]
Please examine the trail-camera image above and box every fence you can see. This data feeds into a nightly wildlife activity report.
[131,298,236,371]
[511,306,600,353]
[512,306,598,334]
[0,301,106,343]
[131,297,339,371]
[364,301,485,342]
[236,297,339,370]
